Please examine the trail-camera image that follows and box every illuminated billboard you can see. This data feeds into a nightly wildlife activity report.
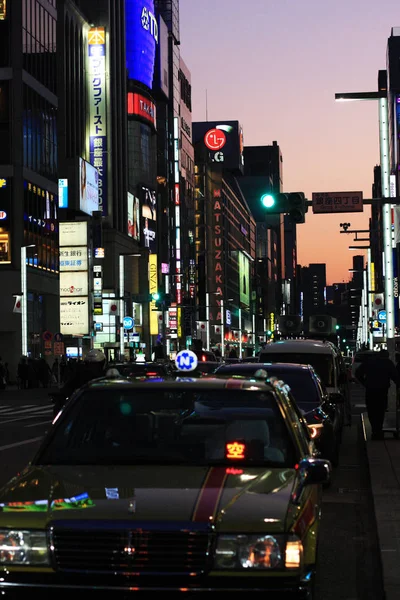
[239,251,250,308]
[126,0,158,89]
[141,186,157,252]
[192,121,244,174]
[79,158,99,215]
[127,192,140,241]
[127,92,156,129]
[88,27,108,216]
[59,222,89,336]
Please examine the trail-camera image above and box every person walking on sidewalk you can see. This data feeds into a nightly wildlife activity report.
[355,348,400,440]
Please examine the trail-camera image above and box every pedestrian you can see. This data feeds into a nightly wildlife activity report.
[355,348,400,440]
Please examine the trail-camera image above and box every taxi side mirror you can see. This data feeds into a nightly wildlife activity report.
[291,458,331,504]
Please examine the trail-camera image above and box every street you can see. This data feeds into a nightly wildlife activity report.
[0,386,55,485]
[0,382,385,599]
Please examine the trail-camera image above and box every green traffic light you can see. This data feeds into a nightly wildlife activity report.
[335,325,340,330]
[261,194,275,208]
[267,330,272,336]
[151,292,160,301]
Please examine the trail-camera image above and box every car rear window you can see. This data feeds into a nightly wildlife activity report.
[259,352,335,387]
[216,364,321,413]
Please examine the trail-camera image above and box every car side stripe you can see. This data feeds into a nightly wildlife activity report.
[192,467,228,523]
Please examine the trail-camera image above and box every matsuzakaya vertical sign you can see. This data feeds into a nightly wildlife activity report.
[87,27,108,216]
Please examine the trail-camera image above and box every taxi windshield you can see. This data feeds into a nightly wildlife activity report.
[37,389,296,467]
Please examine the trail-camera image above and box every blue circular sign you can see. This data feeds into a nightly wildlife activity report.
[378,310,387,323]
[175,350,198,372]
[123,316,134,330]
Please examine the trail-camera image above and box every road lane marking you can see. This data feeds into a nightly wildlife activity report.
[0,436,43,452]
[0,412,55,425]
[0,405,53,417]
[25,420,52,428]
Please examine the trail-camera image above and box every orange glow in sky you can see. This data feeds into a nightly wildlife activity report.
[180,0,392,284]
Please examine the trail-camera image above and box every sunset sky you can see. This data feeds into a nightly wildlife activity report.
[179,0,397,284]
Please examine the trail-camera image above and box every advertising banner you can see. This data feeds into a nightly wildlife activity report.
[192,121,244,173]
[239,251,250,308]
[126,0,157,88]
[59,221,89,335]
[141,186,157,252]
[156,15,169,98]
[60,271,89,296]
[60,298,89,335]
[60,246,88,272]
[59,221,88,247]
[127,192,140,240]
[79,158,99,215]
[148,253,159,335]
[88,27,108,216]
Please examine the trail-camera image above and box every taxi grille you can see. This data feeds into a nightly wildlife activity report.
[52,528,211,574]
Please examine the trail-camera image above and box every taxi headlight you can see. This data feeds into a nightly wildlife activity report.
[0,530,49,565]
[214,534,303,570]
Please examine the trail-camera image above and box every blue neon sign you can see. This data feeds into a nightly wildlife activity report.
[126,0,157,89]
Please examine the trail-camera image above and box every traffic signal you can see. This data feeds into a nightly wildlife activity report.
[151,292,160,302]
[150,292,172,309]
[260,192,307,223]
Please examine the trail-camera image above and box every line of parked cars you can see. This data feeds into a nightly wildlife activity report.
[0,338,350,598]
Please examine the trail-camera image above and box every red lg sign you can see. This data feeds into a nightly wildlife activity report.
[204,128,226,151]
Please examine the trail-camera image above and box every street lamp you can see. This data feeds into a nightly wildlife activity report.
[21,245,35,357]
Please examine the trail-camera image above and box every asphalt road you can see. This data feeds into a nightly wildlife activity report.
[0,382,386,599]
[0,386,55,484]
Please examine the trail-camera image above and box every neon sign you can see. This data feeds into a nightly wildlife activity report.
[226,441,246,460]
[204,128,226,151]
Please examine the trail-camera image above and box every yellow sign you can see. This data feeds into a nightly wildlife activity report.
[149,254,158,335]
[88,27,105,45]
[0,1,6,21]
[0,179,6,188]
[177,307,182,338]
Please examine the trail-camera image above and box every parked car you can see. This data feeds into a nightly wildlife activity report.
[214,361,342,466]
[259,339,351,429]
[108,361,175,379]
[0,376,330,597]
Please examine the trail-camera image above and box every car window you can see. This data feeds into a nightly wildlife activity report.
[38,389,297,467]
[259,352,335,387]
[215,364,322,413]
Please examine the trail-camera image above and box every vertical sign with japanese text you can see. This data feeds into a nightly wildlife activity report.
[88,27,108,216]
[148,253,159,335]
[59,222,89,335]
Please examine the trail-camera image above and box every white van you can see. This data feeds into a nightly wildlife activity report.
[258,339,351,429]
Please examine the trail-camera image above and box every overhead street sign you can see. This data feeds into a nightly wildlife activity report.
[312,191,363,214]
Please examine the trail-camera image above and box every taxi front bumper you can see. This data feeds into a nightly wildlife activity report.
[0,570,315,598]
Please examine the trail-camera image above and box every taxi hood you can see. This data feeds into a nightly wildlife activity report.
[0,464,297,533]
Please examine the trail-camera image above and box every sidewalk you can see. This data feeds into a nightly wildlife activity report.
[363,409,400,600]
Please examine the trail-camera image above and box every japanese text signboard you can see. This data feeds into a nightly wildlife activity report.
[312,191,363,213]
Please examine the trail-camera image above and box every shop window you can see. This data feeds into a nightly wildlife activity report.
[0,231,10,263]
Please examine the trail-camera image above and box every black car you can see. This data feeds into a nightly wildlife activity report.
[0,376,330,597]
[109,361,175,379]
[214,361,343,466]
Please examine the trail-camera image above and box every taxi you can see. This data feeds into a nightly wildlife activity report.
[0,351,331,598]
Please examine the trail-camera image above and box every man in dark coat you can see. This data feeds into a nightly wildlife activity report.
[355,349,400,439]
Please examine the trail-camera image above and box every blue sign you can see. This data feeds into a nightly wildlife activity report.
[123,316,134,330]
[58,179,68,209]
[126,0,157,89]
[175,350,198,372]
[226,309,231,326]
[378,310,387,323]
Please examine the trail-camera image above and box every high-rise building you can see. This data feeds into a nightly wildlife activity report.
[0,1,59,377]
[299,263,327,330]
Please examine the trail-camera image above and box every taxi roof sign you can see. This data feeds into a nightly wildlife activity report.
[175,349,198,372]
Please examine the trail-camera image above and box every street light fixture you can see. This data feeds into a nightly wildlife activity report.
[21,245,35,357]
